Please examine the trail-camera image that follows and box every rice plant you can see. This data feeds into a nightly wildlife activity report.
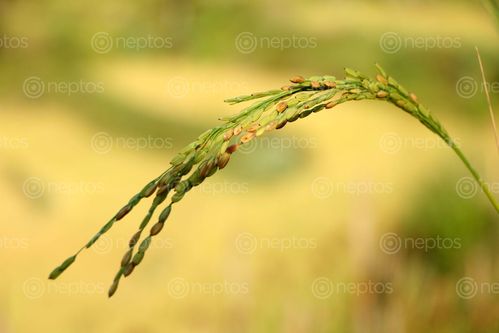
[49,64,499,297]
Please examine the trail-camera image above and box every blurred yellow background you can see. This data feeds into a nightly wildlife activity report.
[1,1,498,332]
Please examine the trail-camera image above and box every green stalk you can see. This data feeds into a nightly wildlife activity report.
[451,143,499,213]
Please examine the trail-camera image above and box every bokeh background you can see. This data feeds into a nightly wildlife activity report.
[1,0,498,332]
